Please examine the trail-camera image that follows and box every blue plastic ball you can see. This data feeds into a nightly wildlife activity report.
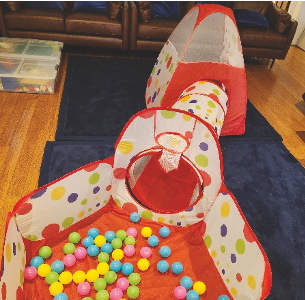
[82,236,94,248]
[218,296,230,300]
[30,256,44,268]
[88,228,100,239]
[180,276,193,290]
[148,235,159,247]
[187,290,199,300]
[122,262,134,276]
[130,212,140,223]
[51,260,64,273]
[159,246,171,258]
[157,260,169,273]
[101,243,113,254]
[105,231,116,242]
[87,244,100,257]
[110,260,122,273]
[54,293,68,300]
[159,226,170,238]
[171,262,183,274]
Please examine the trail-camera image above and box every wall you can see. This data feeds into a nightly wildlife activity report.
[289,1,305,45]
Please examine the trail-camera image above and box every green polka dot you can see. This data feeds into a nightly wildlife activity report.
[169,63,174,72]
[204,235,212,248]
[152,66,156,75]
[20,269,24,286]
[17,242,21,251]
[226,278,230,283]
[236,239,246,254]
[89,173,100,184]
[88,208,92,212]
[141,210,153,220]
[208,100,216,108]
[165,53,169,62]
[26,235,38,241]
[196,105,201,110]
[221,245,226,253]
[114,198,121,207]
[62,217,74,228]
[195,154,209,168]
[103,200,108,204]
[81,199,88,205]
[161,110,176,119]
[232,34,237,43]
[212,88,220,95]
[169,220,173,224]
[216,261,220,265]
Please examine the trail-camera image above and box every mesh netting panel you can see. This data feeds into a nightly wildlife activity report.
[182,12,226,63]
[169,7,199,57]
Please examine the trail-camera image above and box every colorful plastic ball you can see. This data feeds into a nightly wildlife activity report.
[111,238,123,249]
[139,247,152,259]
[96,290,110,300]
[110,260,122,273]
[97,262,110,275]
[88,228,100,239]
[102,243,113,254]
[63,242,76,255]
[148,235,159,247]
[68,232,81,244]
[157,260,169,273]
[186,290,199,300]
[82,236,94,248]
[87,244,100,257]
[105,231,116,242]
[59,271,73,285]
[122,262,134,276]
[128,272,141,285]
[159,226,170,238]
[95,235,107,247]
[218,295,230,300]
[73,270,86,284]
[124,245,135,257]
[63,254,76,267]
[94,278,107,291]
[49,282,64,296]
[104,271,117,284]
[54,293,68,300]
[86,269,99,282]
[46,271,59,285]
[127,285,140,299]
[110,288,123,300]
[39,246,52,259]
[116,230,127,241]
[174,286,187,299]
[24,266,37,280]
[112,249,124,260]
[159,246,171,258]
[74,246,87,260]
[117,277,129,291]
[98,252,110,263]
[126,227,138,238]
[77,281,91,296]
[141,227,152,238]
[171,262,183,275]
[137,258,150,271]
[193,281,206,295]
[51,260,64,273]
[130,212,140,223]
[180,276,193,290]
[30,256,44,268]
[124,236,136,246]
[37,263,51,277]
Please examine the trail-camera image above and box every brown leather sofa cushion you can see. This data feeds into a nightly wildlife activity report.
[4,8,66,32]
[136,2,153,23]
[66,12,122,36]
[4,1,23,11]
[230,1,272,14]
[107,1,123,20]
[266,3,291,33]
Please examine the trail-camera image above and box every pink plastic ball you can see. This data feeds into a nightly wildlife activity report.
[116,277,129,291]
[24,266,38,280]
[126,227,138,238]
[110,287,123,300]
[174,286,187,299]
[77,281,91,296]
[63,254,76,267]
[74,247,87,260]
[140,246,152,258]
[124,245,135,257]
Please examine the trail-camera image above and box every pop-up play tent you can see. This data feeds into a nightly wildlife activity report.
[0,4,271,300]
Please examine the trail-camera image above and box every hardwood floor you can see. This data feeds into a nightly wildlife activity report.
[0,45,304,252]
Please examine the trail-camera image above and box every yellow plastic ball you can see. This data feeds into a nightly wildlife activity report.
[59,271,73,285]
[137,258,150,271]
[49,282,64,296]
[72,270,86,284]
[141,227,152,238]
[37,264,51,277]
[97,262,110,275]
[112,249,124,261]
[193,281,206,295]
[94,235,106,247]
[86,269,99,282]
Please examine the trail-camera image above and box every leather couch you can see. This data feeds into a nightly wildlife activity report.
[129,1,298,61]
[0,1,129,50]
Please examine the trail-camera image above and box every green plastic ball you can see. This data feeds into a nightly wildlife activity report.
[127,285,140,299]
[39,246,52,259]
[111,238,122,249]
[96,290,109,300]
[98,252,110,263]
[68,232,81,244]
[116,230,127,241]
[128,272,141,285]
[125,236,136,245]
[104,271,117,284]
[63,243,76,254]
[94,278,107,291]
[45,271,59,285]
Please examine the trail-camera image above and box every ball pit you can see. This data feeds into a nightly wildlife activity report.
[174,286,187,299]
[180,276,193,290]
[159,226,170,238]
[171,262,183,275]
[104,271,118,284]
[94,278,107,291]
[63,254,76,267]
[97,262,110,275]
[88,228,100,239]
[87,244,100,257]
[102,243,113,254]
[86,269,99,283]
[105,231,116,242]
[51,260,65,273]
[128,272,141,285]
[140,246,152,259]
[37,263,51,277]
[111,238,123,249]
[77,281,91,296]
[141,227,152,238]
[68,232,81,244]
[110,287,123,300]
[126,227,138,237]
[157,260,169,273]
[137,258,150,271]
[63,243,76,255]
[112,248,124,260]
[117,277,129,291]
[127,285,140,299]
[122,262,134,276]
[59,271,73,285]
[82,236,94,248]
[124,245,135,257]
[74,246,87,259]
[23,266,37,280]
[49,282,64,296]
[124,236,136,246]
[130,212,140,223]
[110,260,122,273]
[72,270,86,284]
[30,256,44,268]
[186,290,199,300]
[193,281,206,295]
[116,230,127,241]
[98,252,110,263]
[39,246,52,259]
[96,290,110,300]
[46,271,59,285]
[148,235,159,247]
[159,246,171,258]
[95,235,107,247]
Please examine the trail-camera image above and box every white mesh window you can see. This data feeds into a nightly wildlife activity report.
[169,7,199,57]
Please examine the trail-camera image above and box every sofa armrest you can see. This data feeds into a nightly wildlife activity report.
[281,18,298,59]
[129,1,138,51]
[0,2,8,37]
[122,1,129,50]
